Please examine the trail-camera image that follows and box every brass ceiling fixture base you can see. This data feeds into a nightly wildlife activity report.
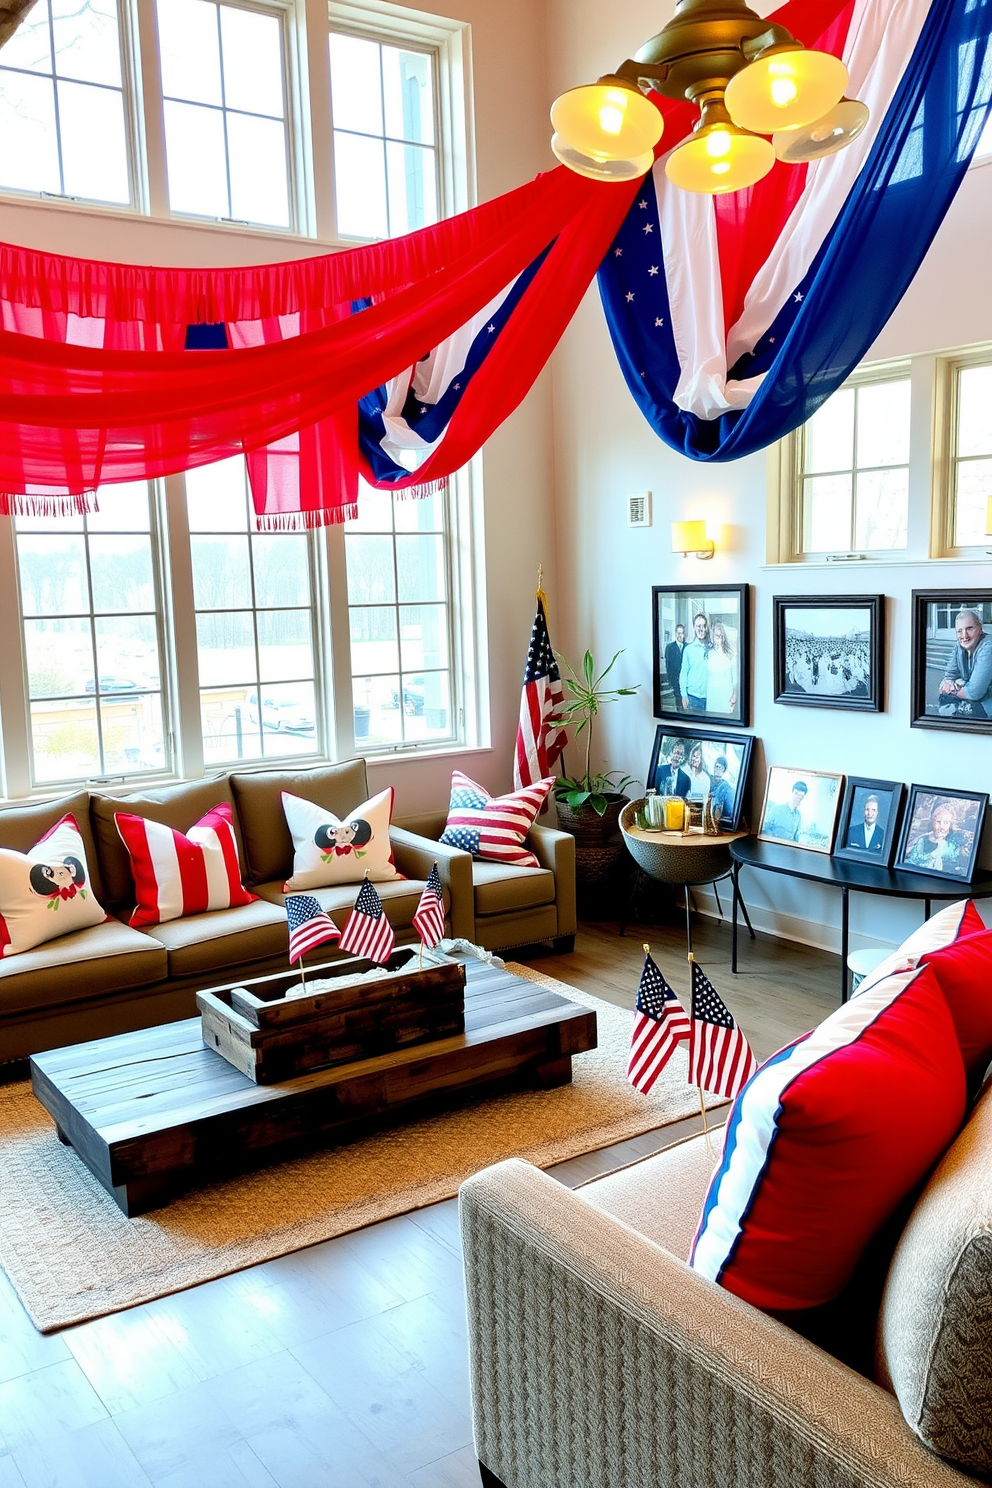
[617,0,795,101]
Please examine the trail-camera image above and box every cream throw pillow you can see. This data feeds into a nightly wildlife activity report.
[281,787,401,890]
[0,813,106,955]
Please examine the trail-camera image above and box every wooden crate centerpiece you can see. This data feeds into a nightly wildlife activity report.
[197,947,466,1084]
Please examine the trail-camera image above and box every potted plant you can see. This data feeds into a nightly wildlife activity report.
[552,650,638,883]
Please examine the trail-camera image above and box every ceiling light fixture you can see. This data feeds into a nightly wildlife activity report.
[550,0,868,193]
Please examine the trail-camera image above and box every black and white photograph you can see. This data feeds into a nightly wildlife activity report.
[652,583,750,727]
[894,784,988,883]
[773,595,884,712]
[832,776,905,868]
[911,591,992,735]
[758,765,844,854]
[646,725,754,830]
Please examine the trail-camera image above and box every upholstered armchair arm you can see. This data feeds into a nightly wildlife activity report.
[460,1159,973,1488]
[526,824,576,939]
[389,826,475,942]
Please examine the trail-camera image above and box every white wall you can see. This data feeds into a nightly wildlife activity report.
[546,0,992,953]
[0,0,555,817]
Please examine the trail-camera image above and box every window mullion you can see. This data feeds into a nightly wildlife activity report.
[162,473,205,778]
[135,0,170,215]
[324,520,355,759]
[0,521,33,797]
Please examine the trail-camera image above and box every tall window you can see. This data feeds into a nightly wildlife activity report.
[797,375,911,555]
[345,484,454,749]
[15,485,166,785]
[950,363,992,548]
[0,0,130,204]
[186,458,319,765]
[328,30,438,239]
[157,0,291,227]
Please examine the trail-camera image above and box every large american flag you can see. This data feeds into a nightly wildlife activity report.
[286,893,340,963]
[688,957,757,1100]
[339,877,396,964]
[627,951,691,1095]
[513,596,567,791]
[412,862,445,949]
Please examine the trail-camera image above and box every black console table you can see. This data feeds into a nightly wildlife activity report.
[730,837,992,1002]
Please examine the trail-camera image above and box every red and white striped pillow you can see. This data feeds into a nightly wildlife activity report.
[439,770,553,869]
[115,802,256,928]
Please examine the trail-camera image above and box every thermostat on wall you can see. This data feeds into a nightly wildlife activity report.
[627,492,652,528]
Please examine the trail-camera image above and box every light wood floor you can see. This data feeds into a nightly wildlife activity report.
[0,917,840,1488]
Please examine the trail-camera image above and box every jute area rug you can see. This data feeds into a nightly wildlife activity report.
[0,964,712,1334]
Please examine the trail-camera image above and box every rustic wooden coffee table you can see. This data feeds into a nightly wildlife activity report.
[30,959,597,1216]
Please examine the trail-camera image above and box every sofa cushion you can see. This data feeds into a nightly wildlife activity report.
[230,759,370,885]
[855,898,985,998]
[915,929,992,1085]
[115,801,256,928]
[877,1078,992,1474]
[282,787,400,890]
[0,814,106,956]
[439,770,553,869]
[0,791,106,904]
[690,964,967,1314]
[582,1133,717,1261]
[472,861,556,916]
[90,778,247,910]
[140,899,289,978]
[254,876,434,932]
[0,919,167,1015]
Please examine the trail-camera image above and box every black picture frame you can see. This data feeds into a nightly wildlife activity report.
[911,590,992,735]
[832,776,906,868]
[773,595,884,712]
[646,724,755,831]
[894,783,989,883]
[652,583,750,727]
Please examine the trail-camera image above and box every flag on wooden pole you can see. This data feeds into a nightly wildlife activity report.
[339,876,396,964]
[627,945,691,1094]
[513,589,567,791]
[688,955,757,1100]
[412,862,445,950]
[286,893,340,964]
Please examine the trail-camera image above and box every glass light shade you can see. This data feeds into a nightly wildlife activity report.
[550,78,663,163]
[665,123,774,195]
[671,520,714,555]
[551,133,655,181]
[773,98,869,163]
[725,48,848,135]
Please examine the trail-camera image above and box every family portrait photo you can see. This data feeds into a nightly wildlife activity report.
[652,584,750,727]
[646,726,754,830]
[758,766,844,854]
[832,776,905,867]
[773,595,883,712]
[912,591,992,735]
[894,785,988,882]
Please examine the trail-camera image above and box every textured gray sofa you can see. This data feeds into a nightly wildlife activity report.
[460,1093,992,1488]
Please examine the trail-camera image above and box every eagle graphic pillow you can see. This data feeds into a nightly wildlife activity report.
[0,813,106,956]
[281,787,401,890]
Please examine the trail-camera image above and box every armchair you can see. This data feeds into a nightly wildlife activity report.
[395,812,576,954]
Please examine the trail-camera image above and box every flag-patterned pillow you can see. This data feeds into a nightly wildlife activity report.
[439,770,553,869]
[115,802,256,928]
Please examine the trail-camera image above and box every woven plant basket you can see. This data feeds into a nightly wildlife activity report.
[555,795,628,886]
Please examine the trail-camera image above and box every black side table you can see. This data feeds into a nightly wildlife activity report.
[729,837,992,1002]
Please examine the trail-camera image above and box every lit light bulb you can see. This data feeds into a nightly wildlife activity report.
[706,130,731,159]
[598,98,625,135]
[711,160,730,175]
[770,76,799,107]
[550,75,663,177]
[665,97,774,195]
[726,47,848,134]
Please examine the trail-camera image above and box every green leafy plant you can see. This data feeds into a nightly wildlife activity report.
[552,649,638,816]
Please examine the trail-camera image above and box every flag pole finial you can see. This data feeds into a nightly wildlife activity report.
[642,942,650,955]
[536,565,549,623]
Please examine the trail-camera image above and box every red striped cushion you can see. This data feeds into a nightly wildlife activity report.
[439,770,553,868]
[115,802,256,928]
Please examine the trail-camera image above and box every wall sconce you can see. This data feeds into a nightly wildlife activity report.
[671,520,715,559]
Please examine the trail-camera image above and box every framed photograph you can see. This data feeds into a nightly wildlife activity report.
[758,766,844,854]
[911,591,992,734]
[773,595,884,712]
[646,725,755,831]
[652,583,750,727]
[894,784,988,883]
[832,777,906,868]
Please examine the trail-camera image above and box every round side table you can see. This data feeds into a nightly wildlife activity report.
[618,800,754,951]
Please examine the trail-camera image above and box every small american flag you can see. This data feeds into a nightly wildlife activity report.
[513,596,567,791]
[688,957,757,1099]
[286,893,340,963]
[627,951,691,1094]
[412,862,445,949]
[339,876,395,964]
